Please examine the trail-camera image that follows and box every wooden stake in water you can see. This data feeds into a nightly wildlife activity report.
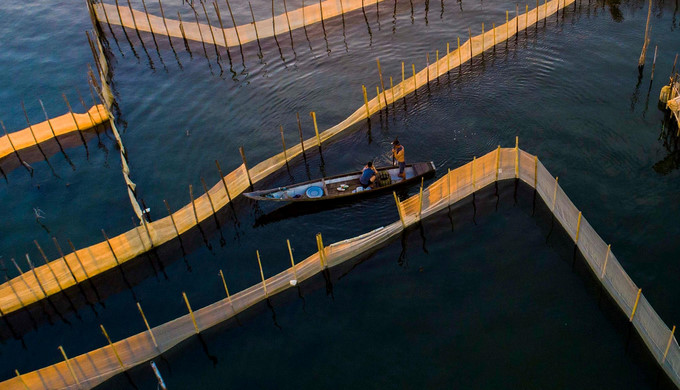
[638,0,652,68]
[468,28,473,62]
[493,23,496,48]
[376,86,382,111]
[310,111,321,148]
[426,52,430,83]
[376,59,388,108]
[58,346,81,387]
[137,302,158,348]
[215,160,232,202]
[362,85,370,118]
[280,125,289,162]
[163,200,182,241]
[446,42,450,71]
[189,184,200,225]
[418,177,425,218]
[630,288,642,321]
[182,292,200,334]
[481,23,485,52]
[651,45,658,81]
[458,37,461,66]
[287,239,298,282]
[256,250,268,297]
[435,50,439,79]
[316,232,327,268]
[239,146,253,187]
[663,325,676,363]
[100,324,125,369]
[296,112,306,155]
[393,191,406,228]
[14,370,30,390]
[412,63,417,92]
[575,211,582,243]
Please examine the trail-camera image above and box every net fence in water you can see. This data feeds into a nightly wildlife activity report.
[4,147,678,389]
[0,0,576,319]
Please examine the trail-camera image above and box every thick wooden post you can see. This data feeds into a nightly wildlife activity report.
[239,146,253,187]
[183,292,200,334]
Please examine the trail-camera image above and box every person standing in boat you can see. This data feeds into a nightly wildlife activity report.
[359,161,378,189]
[392,138,406,179]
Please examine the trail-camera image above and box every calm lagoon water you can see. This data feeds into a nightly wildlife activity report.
[0,0,679,387]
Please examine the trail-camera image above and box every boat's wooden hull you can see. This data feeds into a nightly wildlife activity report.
[244,162,436,202]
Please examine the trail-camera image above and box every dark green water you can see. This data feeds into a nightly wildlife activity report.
[0,0,678,387]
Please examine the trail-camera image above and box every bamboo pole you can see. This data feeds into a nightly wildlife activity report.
[651,46,658,81]
[1,120,25,168]
[376,87,382,111]
[493,23,496,47]
[214,2,232,59]
[183,292,200,334]
[534,155,538,188]
[25,255,49,300]
[447,168,452,202]
[525,4,529,31]
[468,28,473,62]
[61,94,88,149]
[506,10,509,40]
[215,160,233,202]
[58,346,81,387]
[34,241,68,294]
[163,200,182,241]
[310,112,321,148]
[630,288,642,321]
[575,211,582,242]
[137,302,158,348]
[495,145,501,180]
[601,244,611,279]
[280,125,289,162]
[189,184,200,225]
[514,136,519,178]
[472,156,477,190]
[426,53,430,84]
[536,0,539,24]
[515,4,519,36]
[551,176,559,211]
[418,176,424,218]
[401,61,405,95]
[256,250,268,297]
[14,370,30,390]
[239,146,253,187]
[52,237,79,284]
[224,0,243,50]
[296,112,306,155]
[446,42,450,72]
[287,239,298,281]
[200,178,219,224]
[394,191,406,228]
[100,324,125,369]
[316,233,326,268]
[389,77,394,106]
[102,230,121,266]
[362,85,370,118]
[435,50,439,79]
[376,59,388,107]
[412,64,417,92]
[663,326,676,363]
[481,23,484,52]
[218,269,236,313]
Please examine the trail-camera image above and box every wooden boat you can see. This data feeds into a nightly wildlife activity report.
[244,162,436,202]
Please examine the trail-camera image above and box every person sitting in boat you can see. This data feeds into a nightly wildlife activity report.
[359,161,378,189]
[392,138,406,179]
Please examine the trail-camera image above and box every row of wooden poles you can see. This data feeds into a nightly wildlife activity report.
[88,0,385,67]
[8,145,679,388]
[0,77,107,180]
[10,233,328,389]
[0,0,577,320]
